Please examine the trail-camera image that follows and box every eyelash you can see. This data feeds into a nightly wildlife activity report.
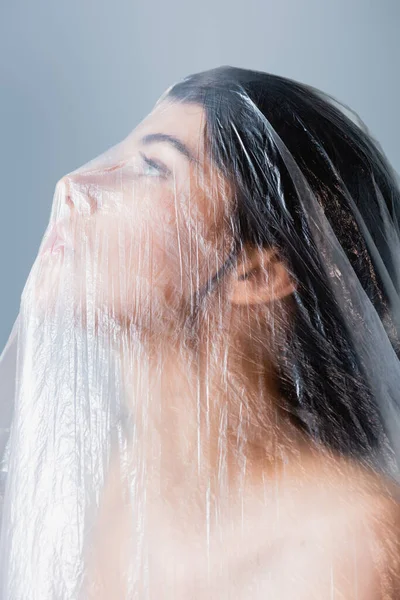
[139,152,171,179]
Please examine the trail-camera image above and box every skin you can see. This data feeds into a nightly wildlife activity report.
[47,99,400,598]
[84,450,400,599]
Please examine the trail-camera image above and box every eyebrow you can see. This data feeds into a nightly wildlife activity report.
[140,133,196,163]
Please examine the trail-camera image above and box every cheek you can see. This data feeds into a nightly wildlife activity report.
[88,203,193,318]
[82,182,229,324]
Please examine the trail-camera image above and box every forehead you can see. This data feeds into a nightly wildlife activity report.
[131,100,207,159]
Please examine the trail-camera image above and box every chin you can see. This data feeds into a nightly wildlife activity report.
[21,250,86,333]
[21,251,65,318]
[23,250,186,348]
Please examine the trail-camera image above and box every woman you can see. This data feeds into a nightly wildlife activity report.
[1,66,400,598]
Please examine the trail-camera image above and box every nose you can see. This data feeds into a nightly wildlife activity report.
[57,174,98,216]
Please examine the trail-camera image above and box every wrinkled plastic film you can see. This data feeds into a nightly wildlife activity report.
[1,67,400,598]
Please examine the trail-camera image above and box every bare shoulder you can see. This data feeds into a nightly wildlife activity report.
[346,463,400,599]
[282,451,400,599]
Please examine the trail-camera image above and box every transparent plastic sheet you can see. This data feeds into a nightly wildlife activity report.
[0,321,18,515]
[1,66,400,598]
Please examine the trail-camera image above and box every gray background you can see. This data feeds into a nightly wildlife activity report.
[0,0,399,348]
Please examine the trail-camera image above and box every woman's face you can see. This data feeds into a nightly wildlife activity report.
[36,99,233,336]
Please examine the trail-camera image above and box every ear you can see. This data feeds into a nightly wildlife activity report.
[229,246,296,306]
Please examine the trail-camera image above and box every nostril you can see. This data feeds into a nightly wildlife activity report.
[66,194,74,209]
[56,176,75,214]
[86,192,98,215]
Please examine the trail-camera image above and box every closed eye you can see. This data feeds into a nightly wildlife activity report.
[139,152,171,179]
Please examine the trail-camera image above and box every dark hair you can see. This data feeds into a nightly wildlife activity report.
[168,66,400,471]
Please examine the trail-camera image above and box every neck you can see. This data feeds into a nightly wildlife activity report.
[120,336,305,508]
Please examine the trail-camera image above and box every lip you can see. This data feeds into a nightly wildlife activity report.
[41,222,68,255]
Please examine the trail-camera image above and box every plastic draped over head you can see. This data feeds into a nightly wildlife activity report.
[1,66,400,598]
